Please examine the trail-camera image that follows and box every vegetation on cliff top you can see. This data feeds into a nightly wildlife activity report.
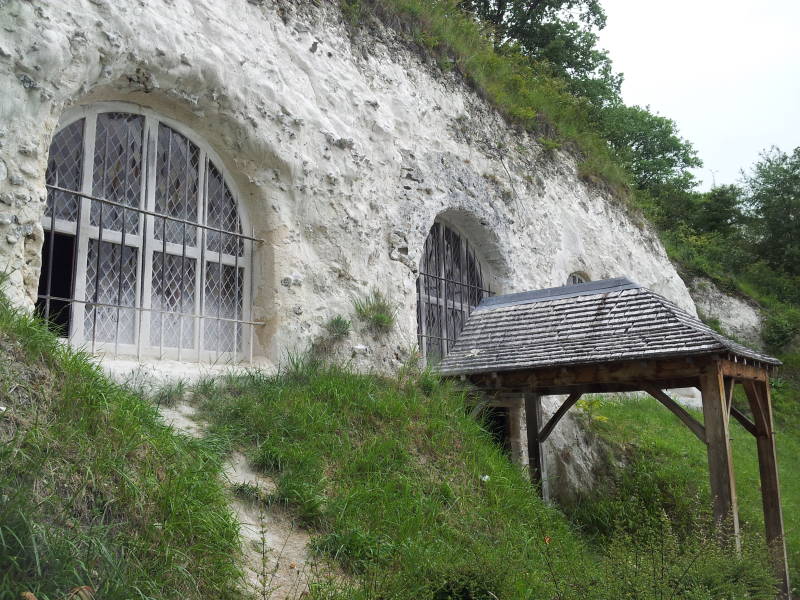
[341,0,701,201]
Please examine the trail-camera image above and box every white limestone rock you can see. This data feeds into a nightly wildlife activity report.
[0,0,696,370]
[688,276,763,348]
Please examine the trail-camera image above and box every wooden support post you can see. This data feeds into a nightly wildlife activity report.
[524,393,549,502]
[743,379,791,599]
[700,362,741,545]
[507,397,526,466]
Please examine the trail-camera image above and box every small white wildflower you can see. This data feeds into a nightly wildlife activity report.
[480,474,490,483]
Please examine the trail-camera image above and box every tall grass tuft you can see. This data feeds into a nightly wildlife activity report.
[0,290,243,599]
[353,290,396,335]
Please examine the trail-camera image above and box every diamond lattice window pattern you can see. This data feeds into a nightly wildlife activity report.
[155,124,200,246]
[206,162,243,256]
[84,240,138,344]
[45,118,84,222]
[91,112,144,234]
[151,252,196,349]
[204,262,243,353]
[40,106,250,359]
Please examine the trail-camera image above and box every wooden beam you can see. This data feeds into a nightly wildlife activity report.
[642,385,706,444]
[719,359,770,382]
[742,379,791,598]
[730,405,758,437]
[538,392,583,443]
[468,356,708,394]
[524,393,549,502]
[724,377,734,416]
[700,361,741,545]
[743,380,768,428]
[528,378,701,396]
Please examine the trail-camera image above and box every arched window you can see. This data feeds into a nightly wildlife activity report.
[416,222,490,361]
[37,104,255,362]
[567,272,589,286]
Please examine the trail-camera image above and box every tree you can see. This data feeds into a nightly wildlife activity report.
[743,147,800,275]
[595,103,702,195]
[693,185,745,236]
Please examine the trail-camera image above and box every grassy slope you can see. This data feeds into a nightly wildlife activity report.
[0,298,242,599]
[192,362,776,599]
[195,365,585,599]
[580,396,799,587]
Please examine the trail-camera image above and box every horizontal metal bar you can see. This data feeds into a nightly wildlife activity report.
[418,270,491,294]
[419,333,458,344]
[46,184,263,243]
[37,294,264,327]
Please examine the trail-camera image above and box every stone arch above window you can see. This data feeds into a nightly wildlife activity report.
[567,271,590,285]
[416,221,491,362]
[37,103,255,362]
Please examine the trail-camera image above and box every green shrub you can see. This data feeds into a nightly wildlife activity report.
[577,395,799,591]
[763,309,800,351]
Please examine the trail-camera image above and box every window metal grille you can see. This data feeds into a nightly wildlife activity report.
[416,222,491,362]
[36,105,261,364]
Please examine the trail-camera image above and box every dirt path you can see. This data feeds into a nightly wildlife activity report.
[159,402,315,599]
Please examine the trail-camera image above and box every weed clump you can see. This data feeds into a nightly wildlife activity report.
[353,290,395,335]
[325,314,351,341]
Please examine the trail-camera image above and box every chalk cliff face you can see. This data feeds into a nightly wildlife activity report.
[688,277,763,348]
[0,0,695,370]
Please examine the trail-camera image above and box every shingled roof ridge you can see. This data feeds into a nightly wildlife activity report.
[474,277,641,311]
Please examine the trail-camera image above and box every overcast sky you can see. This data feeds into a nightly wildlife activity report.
[596,0,800,190]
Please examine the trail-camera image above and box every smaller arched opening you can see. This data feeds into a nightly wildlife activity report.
[567,271,590,286]
[416,220,492,363]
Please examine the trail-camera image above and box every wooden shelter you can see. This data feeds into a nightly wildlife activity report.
[439,278,791,598]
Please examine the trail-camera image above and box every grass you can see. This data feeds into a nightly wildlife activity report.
[325,315,352,342]
[0,294,242,599]
[192,357,777,599]
[0,283,782,598]
[569,393,800,590]
[353,291,395,335]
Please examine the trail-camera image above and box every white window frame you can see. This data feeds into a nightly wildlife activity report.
[42,101,254,363]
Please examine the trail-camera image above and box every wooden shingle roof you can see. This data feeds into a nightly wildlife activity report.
[439,277,780,376]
